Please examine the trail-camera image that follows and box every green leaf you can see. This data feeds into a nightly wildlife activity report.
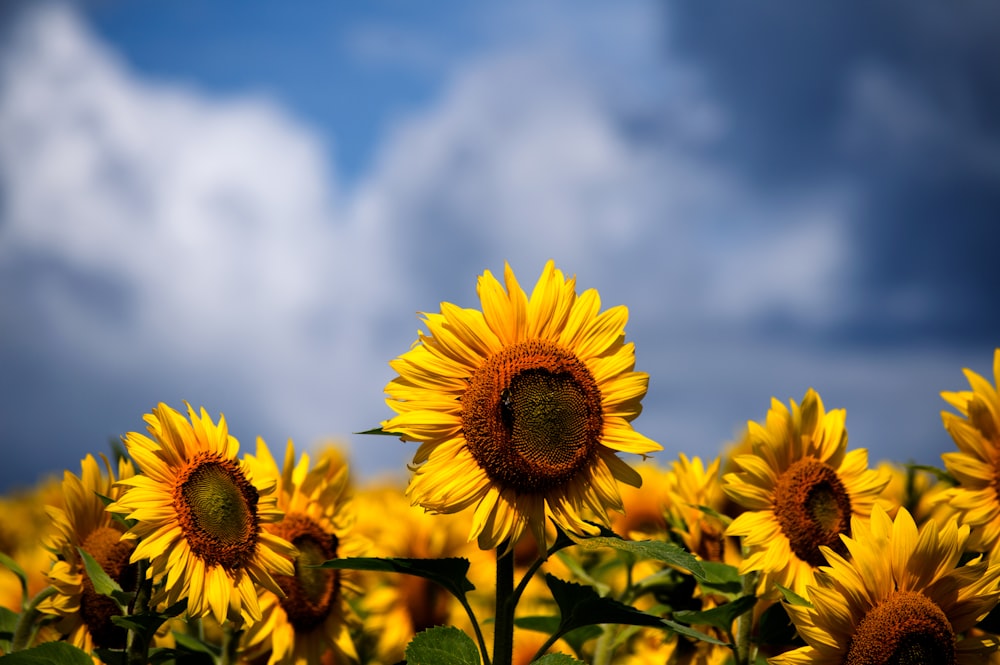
[91,648,125,665]
[661,619,732,646]
[317,557,475,601]
[147,646,215,665]
[545,574,665,636]
[775,584,812,608]
[672,595,757,633]
[514,616,602,657]
[756,601,798,647]
[77,547,123,598]
[355,427,405,437]
[0,641,94,664]
[0,553,27,609]
[404,626,481,665]
[0,605,17,653]
[696,561,743,597]
[531,654,585,664]
[171,630,220,656]
[110,599,187,640]
[567,536,705,580]
[904,464,956,486]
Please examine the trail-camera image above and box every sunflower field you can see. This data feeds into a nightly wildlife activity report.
[1,261,999,665]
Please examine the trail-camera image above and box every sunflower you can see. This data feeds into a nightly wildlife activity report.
[723,389,888,598]
[939,348,1000,556]
[770,505,1000,665]
[106,402,297,625]
[666,454,741,568]
[382,260,661,551]
[241,439,363,665]
[37,454,136,653]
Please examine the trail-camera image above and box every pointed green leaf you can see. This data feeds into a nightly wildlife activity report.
[756,600,798,647]
[514,616,602,657]
[0,605,17,652]
[404,626,481,665]
[661,619,731,646]
[317,557,475,600]
[696,561,743,597]
[77,547,123,597]
[672,595,757,632]
[355,427,405,437]
[567,536,705,580]
[531,654,585,664]
[546,574,665,635]
[0,641,94,664]
[775,584,812,608]
[0,553,27,609]
[91,648,125,665]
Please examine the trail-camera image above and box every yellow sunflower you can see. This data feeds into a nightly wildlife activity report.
[37,454,136,653]
[382,260,661,551]
[939,348,1000,555]
[666,454,741,568]
[107,402,297,625]
[770,505,1000,665]
[241,438,364,665]
[723,389,888,598]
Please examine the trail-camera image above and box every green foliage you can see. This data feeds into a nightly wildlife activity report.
[0,554,27,610]
[672,595,757,633]
[697,561,744,598]
[569,536,706,581]
[531,654,585,664]
[404,626,481,665]
[775,584,812,608]
[545,574,665,636]
[318,556,475,598]
[0,606,17,653]
[0,641,93,664]
[514,616,602,657]
[77,547,129,609]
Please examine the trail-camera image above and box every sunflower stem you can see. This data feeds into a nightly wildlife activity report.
[492,545,515,665]
[10,585,57,651]
[734,570,758,665]
[126,559,151,665]
[221,623,243,665]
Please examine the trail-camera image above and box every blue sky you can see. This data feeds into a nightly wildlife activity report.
[1,0,998,492]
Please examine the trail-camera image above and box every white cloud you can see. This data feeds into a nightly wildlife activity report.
[0,2,976,489]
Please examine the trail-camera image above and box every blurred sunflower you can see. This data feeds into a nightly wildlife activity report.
[38,454,136,653]
[241,439,363,665]
[771,505,1000,665]
[666,454,741,568]
[351,482,494,665]
[723,389,888,597]
[382,260,661,551]
[939,348,1000,555]
[107,402,296,625]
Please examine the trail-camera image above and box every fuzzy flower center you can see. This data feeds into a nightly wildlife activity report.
[269,513,339,632]
[845,590,956,665]
[173,453,260,571]
[79,525,136,649]
[462,339,603,493]
[773,456,852,566]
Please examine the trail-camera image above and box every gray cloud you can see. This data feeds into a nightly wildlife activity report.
[0,2,994,494]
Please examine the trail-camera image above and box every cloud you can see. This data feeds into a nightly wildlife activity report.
[0,1,989,492]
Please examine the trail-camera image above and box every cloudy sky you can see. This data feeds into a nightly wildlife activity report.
[1,0,997,493]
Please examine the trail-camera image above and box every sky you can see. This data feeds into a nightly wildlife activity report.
[0,0,998,493]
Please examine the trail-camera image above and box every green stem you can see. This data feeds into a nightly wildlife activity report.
[126,559,151,665]
[11,586,58,651]
[492,546,515,665]
[221,623,243,665]
[734,571,758,665]
[456,593,491,665]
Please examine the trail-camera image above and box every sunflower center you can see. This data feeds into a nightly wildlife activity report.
[268,513,339,632]
[173,452,260,571]
[845,590,956,665]
[773,456,852,567]
[461,339,603,493]
[79,526,136,650]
